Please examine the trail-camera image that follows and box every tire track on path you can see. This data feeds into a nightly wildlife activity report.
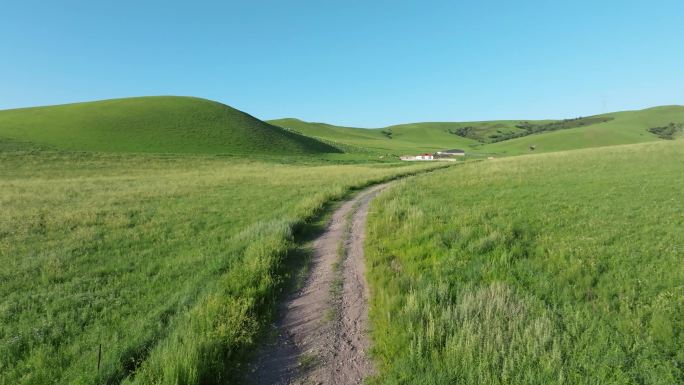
[250,182,391,385]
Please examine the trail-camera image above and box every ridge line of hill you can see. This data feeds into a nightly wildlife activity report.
[0,96,340,155]
[270,105,684,155]
[0,96,681,157]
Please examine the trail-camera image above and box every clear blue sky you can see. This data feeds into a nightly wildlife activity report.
[2,0,683,127]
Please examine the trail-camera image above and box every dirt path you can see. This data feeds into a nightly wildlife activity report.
[250,182,391,385]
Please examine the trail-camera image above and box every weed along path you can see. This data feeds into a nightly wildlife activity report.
[251,182,391,385]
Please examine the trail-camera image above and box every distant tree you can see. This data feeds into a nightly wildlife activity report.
[648,122,682,140]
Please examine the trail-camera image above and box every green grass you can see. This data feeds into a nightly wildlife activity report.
[385,120,538,145]
[365,141,683,384]
[298,352,320,372]
[2,97,679,158]
[0,148,443,385]
[0,96,339,155]
[2,96,682,384]
[271,105,684,156]
[269,118,479,155]
[481,105,684,155]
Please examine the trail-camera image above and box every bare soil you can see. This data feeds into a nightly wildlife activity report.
[249,183,390,385]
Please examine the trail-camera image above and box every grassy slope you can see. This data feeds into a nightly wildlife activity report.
[480,106,684,154]
[3,97,678,158]
[365,140,684,384]
[0,147,443,385]
[272,106,684,156]
[385,120,543,145]
[0,96,339,155]
[269,118,479,154]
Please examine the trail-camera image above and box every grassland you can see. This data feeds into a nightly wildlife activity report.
[0,97,338,155]
[269,118,479,155]
[2,96,682,384]
[365,140,683,384]
[3,97,679,158]
[0,145,443,385]
[271,105,684,156]
[483,105,684,155]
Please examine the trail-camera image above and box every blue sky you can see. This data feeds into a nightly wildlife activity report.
[2,0,683,127]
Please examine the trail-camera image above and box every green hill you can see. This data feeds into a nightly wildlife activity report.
[388,116,614,144]
[481,105,684,155]
[268,118,388,154]
[0,96,339,155]
[272,106,684,156]
[3,97,680,157]
[269,118,479,154]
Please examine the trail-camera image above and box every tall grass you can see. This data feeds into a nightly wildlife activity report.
[0,149,442,385]
[365,141,683,384]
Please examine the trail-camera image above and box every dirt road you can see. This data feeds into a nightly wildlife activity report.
[250,182,391,385]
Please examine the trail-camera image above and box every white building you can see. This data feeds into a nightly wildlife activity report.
[401,153,434,161]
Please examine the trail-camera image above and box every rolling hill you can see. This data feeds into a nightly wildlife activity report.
[271,105,684,156]
[0,96,339,155]
[1,97,680,157]
[481,105,684,154]
[269,118,479,154]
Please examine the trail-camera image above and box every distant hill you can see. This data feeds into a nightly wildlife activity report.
[271,105,684,155]
[0,96,339,155]
[269,118,478,154]
[3,97,679,157]
[482,105,684,154]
